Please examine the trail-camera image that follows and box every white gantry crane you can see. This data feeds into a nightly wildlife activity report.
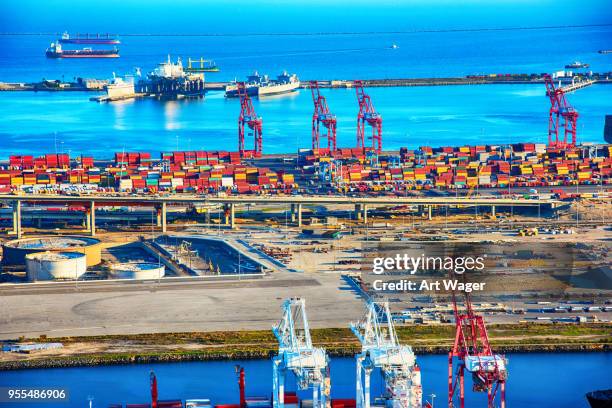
[272,298,331,408]
[350,301,423,408]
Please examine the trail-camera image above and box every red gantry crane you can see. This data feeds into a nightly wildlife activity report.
[237,82,263,158]
[310,81,337,152]
[354,80,382,153]
[448,275,507,408]
[543,74,578,148]
[150,371,158,408]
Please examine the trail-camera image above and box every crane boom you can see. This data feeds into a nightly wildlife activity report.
[237,82,263,158]
[351,301,422,408]
[543,74,578,148]
[448,274,507,408]
[272,298,330,408]
[355,80,383,153]
[311,81,337,152]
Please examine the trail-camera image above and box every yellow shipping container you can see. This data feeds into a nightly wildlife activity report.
[11,177,24,185]
[577,172,591,179]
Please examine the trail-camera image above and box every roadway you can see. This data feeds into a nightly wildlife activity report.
[0,194,558,207]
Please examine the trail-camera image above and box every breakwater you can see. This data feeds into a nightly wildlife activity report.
[3,74,611,92]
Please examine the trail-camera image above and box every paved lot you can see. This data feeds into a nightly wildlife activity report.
[0,272,365,339]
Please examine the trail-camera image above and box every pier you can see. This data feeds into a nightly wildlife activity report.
[560,79,596,93]
[4,73,611,93]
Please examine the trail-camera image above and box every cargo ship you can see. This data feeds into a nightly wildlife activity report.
[104,74,135,99]
[565,61,590,69]
[135,56,206,98]
[599,50,612,54]
[45,43,119,58]
[58,31,120,45]
[225,71,299,97]
[586,389,612,408]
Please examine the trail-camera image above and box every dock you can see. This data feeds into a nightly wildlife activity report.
[89,93,147,102]
[560,79,596,93]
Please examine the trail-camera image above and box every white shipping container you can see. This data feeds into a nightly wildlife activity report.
[222,176,234,187]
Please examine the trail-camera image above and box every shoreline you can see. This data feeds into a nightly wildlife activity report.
[1,344,609,371]
[2,324,610,371]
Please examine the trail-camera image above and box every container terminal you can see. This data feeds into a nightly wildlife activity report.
[0,70,610,408]
[0,74,610,197]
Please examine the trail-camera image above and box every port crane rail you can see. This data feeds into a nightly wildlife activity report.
[354,80,383,153]
[350,301,422,408]
[237,82,263,158]
[448,273,507,408]
[310,80,338,152]
[543,74,578,148]
[272,298,330,408]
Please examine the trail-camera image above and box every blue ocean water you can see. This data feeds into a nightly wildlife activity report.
[1,353,610,408]
[0,3,611,158]
[1,26,612,83]
[0,83,609,158]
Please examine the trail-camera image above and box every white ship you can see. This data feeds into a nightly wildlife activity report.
[149,56,204,81]
[225,71,299,97]
[104,74,135,99]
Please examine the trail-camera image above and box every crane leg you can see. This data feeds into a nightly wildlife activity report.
[459,366,464,408]
[364,367,371,408]
[448,353,453,408]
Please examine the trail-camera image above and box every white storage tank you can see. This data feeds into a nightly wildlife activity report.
[110,263,165,280]
[25,252,87,281]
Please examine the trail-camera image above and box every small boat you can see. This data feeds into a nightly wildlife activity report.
[598,50,611,54]
[565,61,589,69]
[390,44,399,49]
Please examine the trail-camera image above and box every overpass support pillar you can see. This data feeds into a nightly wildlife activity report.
[224,203,235,229]
[290,204,296,223]
[362,204,368,224]
[491,205,496,218]
[89,201,96,237]
[297,204,303,227]
[156,205,162,227]
[427,205,433,221]
[355,204,362,221]
[13,201,22,239]
[161,202,167,233]
[84,208,91,231]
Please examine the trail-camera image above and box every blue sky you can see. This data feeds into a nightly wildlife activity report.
[1,0,611,34]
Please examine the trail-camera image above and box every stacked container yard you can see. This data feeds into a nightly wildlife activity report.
[0,150,298,195]
[1,144,610,195]
[300,143,611,192]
